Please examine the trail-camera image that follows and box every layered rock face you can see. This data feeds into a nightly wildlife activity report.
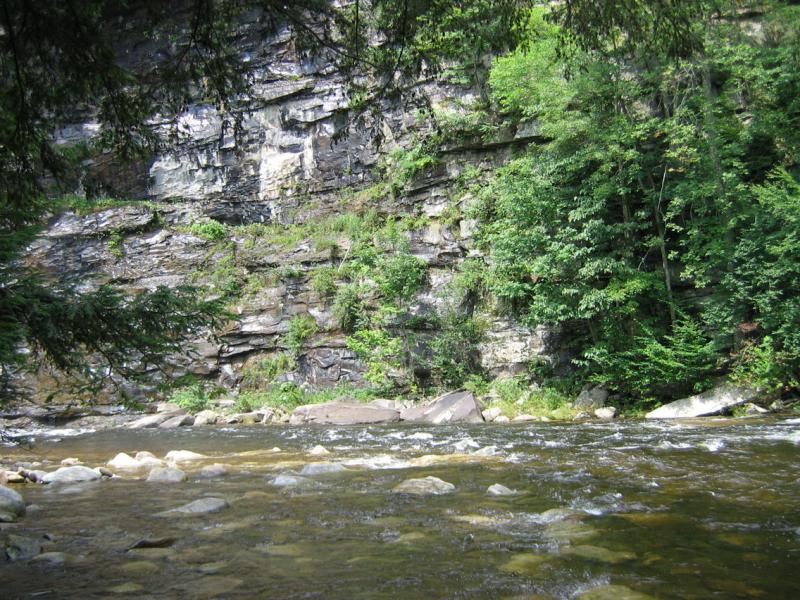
[22,12,553,402]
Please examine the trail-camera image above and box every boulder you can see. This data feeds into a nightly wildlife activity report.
[291,402,400,425]
[270,474,321,488]
[400,391,484,424]
[594,407,617,420]
[392,476,456,495]
[157,497,229,517]
[482,407,503,422]
[41,466,101,484]
[147,467,187,483]
[159,414,195,428]
[127,411,185,429]
[487,483,518,496]
[0,485,25,522]
[108,452,144,470]
[645,382,760,419]
[164,450,206,462]
[494,415,510,423]
[573,385,608,410]
[193,410,220,426]
[308,445,330,456]
[742,402,768,415]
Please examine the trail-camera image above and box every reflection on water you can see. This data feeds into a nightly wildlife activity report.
[2,418,800,599]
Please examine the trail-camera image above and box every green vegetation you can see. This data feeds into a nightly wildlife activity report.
[170,383,212,413]
[285,314,319,357]
[463,2,800,407]
[186,219,228,241]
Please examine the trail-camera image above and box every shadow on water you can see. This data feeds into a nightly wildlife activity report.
[2,418,799,599]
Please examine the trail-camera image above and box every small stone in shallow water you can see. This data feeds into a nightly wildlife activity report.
[308,445,330,456]
[562,544,636,564]
[60,457,82,466]
[270,474,321,488]
[156,497,229,516]
[147,467,186,483]
[578,585,657,600]
[392,476,456,495]
[197,463,229,479]
[3,534,42,561]
[164,450,206,462]
[487,483,518,496]
[30,551,68,566]
[499,553,550,576]
[543,520,597,543]
[300,462,345,475]
[107,583,144,594]
[472,445,500,457]
[120,560,160,575]
[127,537,177,550]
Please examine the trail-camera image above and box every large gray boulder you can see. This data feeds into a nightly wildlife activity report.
[291,401,400,425]
[400,391,484,424]
[646,382,760,419]
[0,485,26,522]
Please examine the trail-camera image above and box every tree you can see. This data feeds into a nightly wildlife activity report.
[0,0,532,401]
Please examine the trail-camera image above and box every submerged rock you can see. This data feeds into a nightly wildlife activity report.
[270,474,321,488]
[197,464,229,479]
[291,401,400,425]
[499,553,550,576]
[400,391,484,424]
[300,462,345,476]
[157,497,229,516]
[562,544,636,564]
[392,476,456,495]
[487,483,518,496]
[0,485,25,522]
[3,534,42,561]
[147,467,187,483]
[579,585,657,600]
[646,382,760,419]
[41,466,100,484]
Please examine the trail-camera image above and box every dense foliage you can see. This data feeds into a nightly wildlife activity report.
[469,2,800,404]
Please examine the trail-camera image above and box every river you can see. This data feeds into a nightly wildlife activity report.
[2,417,800,599]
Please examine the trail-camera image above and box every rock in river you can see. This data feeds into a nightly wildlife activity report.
[0,485,26,522]
[147,467,187,483]
[400,391,484,424]
[646,382,760,419]
[392,476,456,495]
[2,534,42,561]
[41,466,101,484]
[157,497,229,517]
[164,450,206,462]
[300,463,345,476]
[487,483,518,496]
[291,401,400,425]
[108,452,144,470]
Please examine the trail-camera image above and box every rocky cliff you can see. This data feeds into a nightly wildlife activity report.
[22,11,552,403]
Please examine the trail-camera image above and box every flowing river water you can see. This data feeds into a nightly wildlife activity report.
[2,417,800,599]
